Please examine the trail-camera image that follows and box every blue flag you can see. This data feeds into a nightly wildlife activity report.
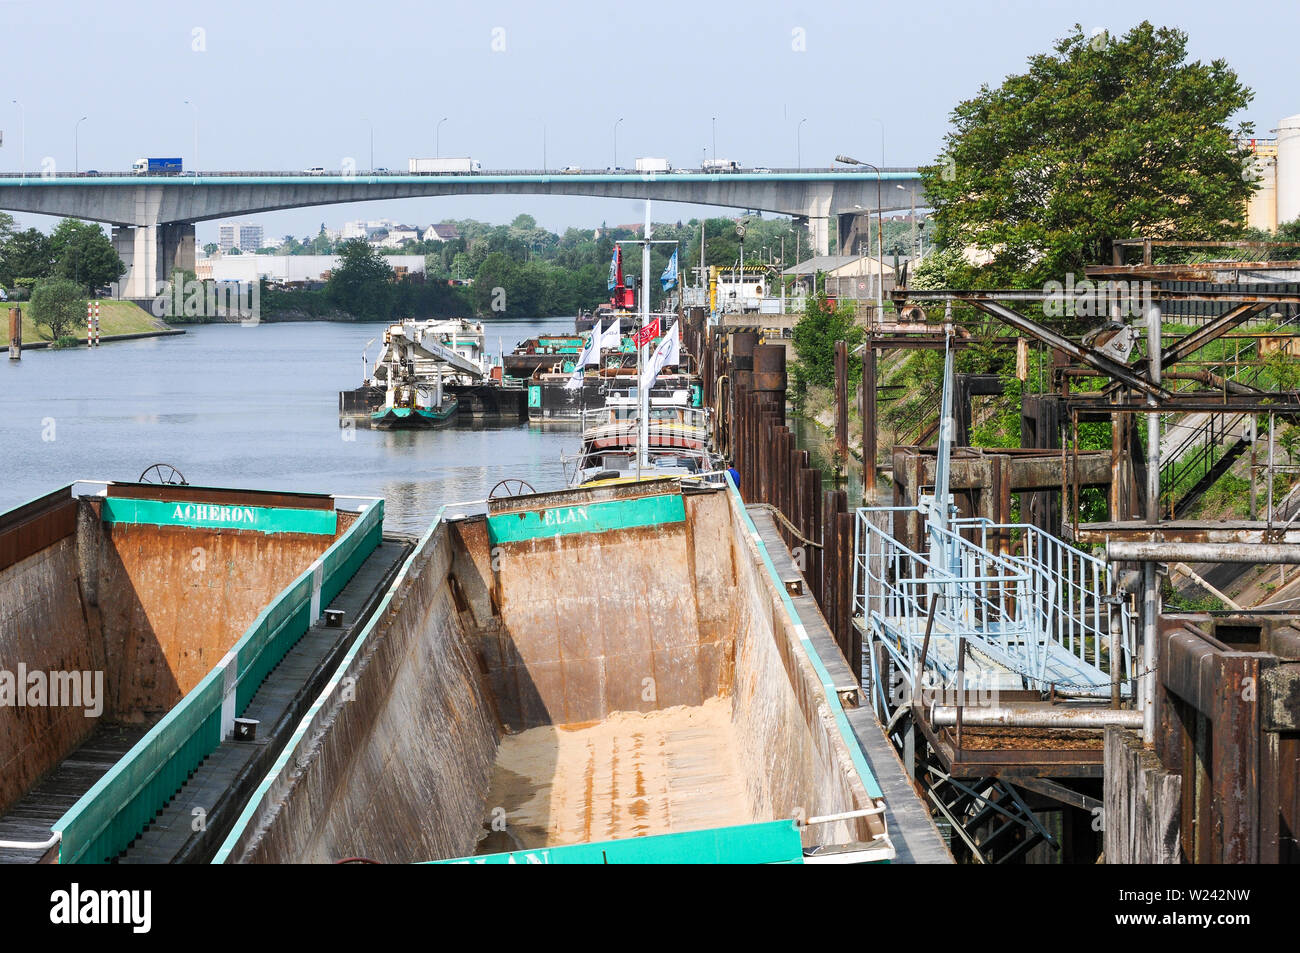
[660,249,678,291]
[607,247,619,291]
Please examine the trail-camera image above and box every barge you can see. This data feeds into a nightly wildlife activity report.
[0,481,401,864]
[216,478,902,864]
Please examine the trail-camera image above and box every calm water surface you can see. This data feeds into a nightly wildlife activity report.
[0,317,580,534]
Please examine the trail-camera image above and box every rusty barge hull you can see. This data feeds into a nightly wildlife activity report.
[216,479,896,865]
[0,482,390,864]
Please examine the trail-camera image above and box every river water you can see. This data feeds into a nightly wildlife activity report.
[0,317,580,534]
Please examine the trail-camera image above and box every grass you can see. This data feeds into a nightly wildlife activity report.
[16,300,170,343]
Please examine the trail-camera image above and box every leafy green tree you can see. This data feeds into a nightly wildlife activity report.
[49,219,124,292]
[472,252,521,314]
[30,278,85,340]
[326,239,394,318]
[203,242,219,256]
[792,289,863,389]
[921,22,1255,287]
[0,228,54,285]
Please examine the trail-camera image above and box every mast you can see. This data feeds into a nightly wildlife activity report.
[638,200,652,476]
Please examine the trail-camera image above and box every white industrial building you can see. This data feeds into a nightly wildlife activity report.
[1245,114,1300,231]
[197,254,426,285]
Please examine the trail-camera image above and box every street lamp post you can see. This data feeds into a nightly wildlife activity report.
[184,100,199,171]
[711,117,716,160]
[898,183,915,258]
[74,116,87,173]
[436,117,448,158]
[613,117,623,169]
[836,154,884,316]
[797,118,807,170]
[11,100,24,177]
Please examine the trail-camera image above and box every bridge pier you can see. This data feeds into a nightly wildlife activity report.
[112,222,195,298]
[838,212,872,257]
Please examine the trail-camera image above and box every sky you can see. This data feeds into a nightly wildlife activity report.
[2,0,1297,244]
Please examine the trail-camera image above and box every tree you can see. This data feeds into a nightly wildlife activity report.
[203,242,219,256]
[30,278,84,341]
[921,22,1255,287]
[326,239,394,318]
[49,219,125,292]
[792,289,863,389]
[0,228,54,285]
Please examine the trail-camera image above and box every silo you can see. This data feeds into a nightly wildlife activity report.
[1275,114,1300,225]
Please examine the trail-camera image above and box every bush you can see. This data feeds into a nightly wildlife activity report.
[53,335,80,349]
[30,278,85,341]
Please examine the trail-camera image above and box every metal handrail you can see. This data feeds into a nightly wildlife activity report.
[855,508,1134,697]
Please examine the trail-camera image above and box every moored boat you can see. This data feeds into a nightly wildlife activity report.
[370,392,459,430]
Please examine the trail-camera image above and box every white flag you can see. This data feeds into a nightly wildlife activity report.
[641,321,680,391]
[599,315,621,351]
[565,320,601,390]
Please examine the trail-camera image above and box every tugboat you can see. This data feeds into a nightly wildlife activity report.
[567,388,721,486]
[370,383,459,430]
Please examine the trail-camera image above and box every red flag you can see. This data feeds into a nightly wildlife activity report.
[633,318,660,348]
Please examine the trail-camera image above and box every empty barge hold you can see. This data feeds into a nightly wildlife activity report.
[217,478,897,864]
[0,482,399,864]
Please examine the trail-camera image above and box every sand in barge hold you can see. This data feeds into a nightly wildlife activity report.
[478,696,752,850]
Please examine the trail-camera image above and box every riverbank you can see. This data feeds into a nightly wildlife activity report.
[3,329,186,352]
[4,300,180,352]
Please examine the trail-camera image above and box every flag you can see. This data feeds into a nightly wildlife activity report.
[598,314,621,350]
[633,317,660,349]
[641,321,680,390]
[660,249,678,291]
[607,247,619,291]
[565,320,601,389]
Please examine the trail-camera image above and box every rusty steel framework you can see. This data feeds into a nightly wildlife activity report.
[859,258,1300,863]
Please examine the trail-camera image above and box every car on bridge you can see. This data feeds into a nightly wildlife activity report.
[304,167,326,175]
[561,165,582,174]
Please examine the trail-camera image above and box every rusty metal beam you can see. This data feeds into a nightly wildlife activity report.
[961,298,1169,399]
[1076,519,1300,545]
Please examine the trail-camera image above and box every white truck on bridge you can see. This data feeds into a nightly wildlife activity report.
[408,157,482,174]
[634,157,671,173]
[702,158,740,172]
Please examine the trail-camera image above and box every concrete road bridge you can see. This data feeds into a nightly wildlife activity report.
[0,168,924,297]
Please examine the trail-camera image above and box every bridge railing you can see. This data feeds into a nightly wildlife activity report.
[50,499,384,864]
[0,167,920,180]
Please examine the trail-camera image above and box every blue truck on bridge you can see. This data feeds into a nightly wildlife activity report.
[132,157,183,175]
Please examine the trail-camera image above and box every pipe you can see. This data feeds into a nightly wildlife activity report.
[1109,541,1300,564]
[0,830,60,851]
[1171,562,1243,610]
[929,706,1143,729]
[1142,302,1161,745]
